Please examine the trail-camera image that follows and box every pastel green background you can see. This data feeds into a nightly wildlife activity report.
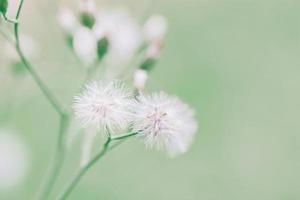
[1,0,299,199]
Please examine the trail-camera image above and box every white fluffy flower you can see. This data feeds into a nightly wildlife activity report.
[132,92,197,156]
[93,9,141,67]
[0,130,30,189]
[73,27,97,65]
[143,15,168,42]
[73,81,134,135]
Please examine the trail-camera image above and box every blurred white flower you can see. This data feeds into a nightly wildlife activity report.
[143,15,168,43]
[73,27,97,65]
[132,92,197,156]
[5,34,37,62]
[57,6,77,34]
[133,69,148,91]
[79,0,96,14]
[0,130,30,190]
[93,9,142,67]
[73,81,134,135]
[5,0,19,19]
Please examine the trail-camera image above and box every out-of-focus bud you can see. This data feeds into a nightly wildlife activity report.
[57,6,77,35]
[0,0,8,15]
[139,57,156,72]
[145,41,163,59]
[133,69,148,91]
[79,0,96,29]
[138,41,162,72]
[143,15,168,43]
[97,37,109,60]
[73,26,97,65]
[5,0,18,19]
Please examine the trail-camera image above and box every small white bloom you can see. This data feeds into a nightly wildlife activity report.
[93,9,141,67]
[57,6,77,34]
[73,27,97,65]
[73,81,134,135]
[5,0,19,19]
[0,130,30,189]
[132,92,197,156]
[79,0,96,14]
[145,41,162,59]
[143,15,168,42]
[133,69,148,91]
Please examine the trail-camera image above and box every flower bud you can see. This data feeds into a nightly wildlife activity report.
[79,0,96,29]
[97,37,109,60]
[0,0,8,15]
[139,57,156,71]
[133,69,148,91]
[73,27,97,65]
[143,15,168,43]
[57,6,77,34]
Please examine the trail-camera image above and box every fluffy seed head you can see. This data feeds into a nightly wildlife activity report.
[132,92,198,157]
[73,81,134,135]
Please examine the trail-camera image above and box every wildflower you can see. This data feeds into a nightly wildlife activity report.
[93,9,142,67]
[133,69,148,91]
[73,81,134,135]
[0,130,30,189]
[132,92,197,156]
[143,15,168,43]
[73,27,97,65]
[57,6,77,35]
[79,0,96,28]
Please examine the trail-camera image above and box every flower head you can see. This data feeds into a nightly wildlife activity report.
[73,27,97,65]
[132,92,197,156]
[93,9,141,68]
[73,81,134,135]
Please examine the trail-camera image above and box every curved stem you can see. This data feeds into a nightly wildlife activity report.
[10,1,69,199]
[57,137,112,200]
[14,23,65,115]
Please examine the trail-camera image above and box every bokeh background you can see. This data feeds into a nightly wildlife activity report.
[1,0,300,199]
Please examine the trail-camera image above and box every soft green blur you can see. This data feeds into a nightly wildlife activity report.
[1,0,300,199]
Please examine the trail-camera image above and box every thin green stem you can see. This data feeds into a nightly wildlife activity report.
[14,25,65,115]
[38,114,69,200]
[111,132,138,140]
[10,1,70,199]
[56,131,137,200]
[56,137,112,200]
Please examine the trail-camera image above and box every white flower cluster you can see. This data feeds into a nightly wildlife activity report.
[57,0,168,80]
[73,81,197,157]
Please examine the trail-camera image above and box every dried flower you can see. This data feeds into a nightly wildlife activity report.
[73,81,134,135]
[132,92,197,156]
